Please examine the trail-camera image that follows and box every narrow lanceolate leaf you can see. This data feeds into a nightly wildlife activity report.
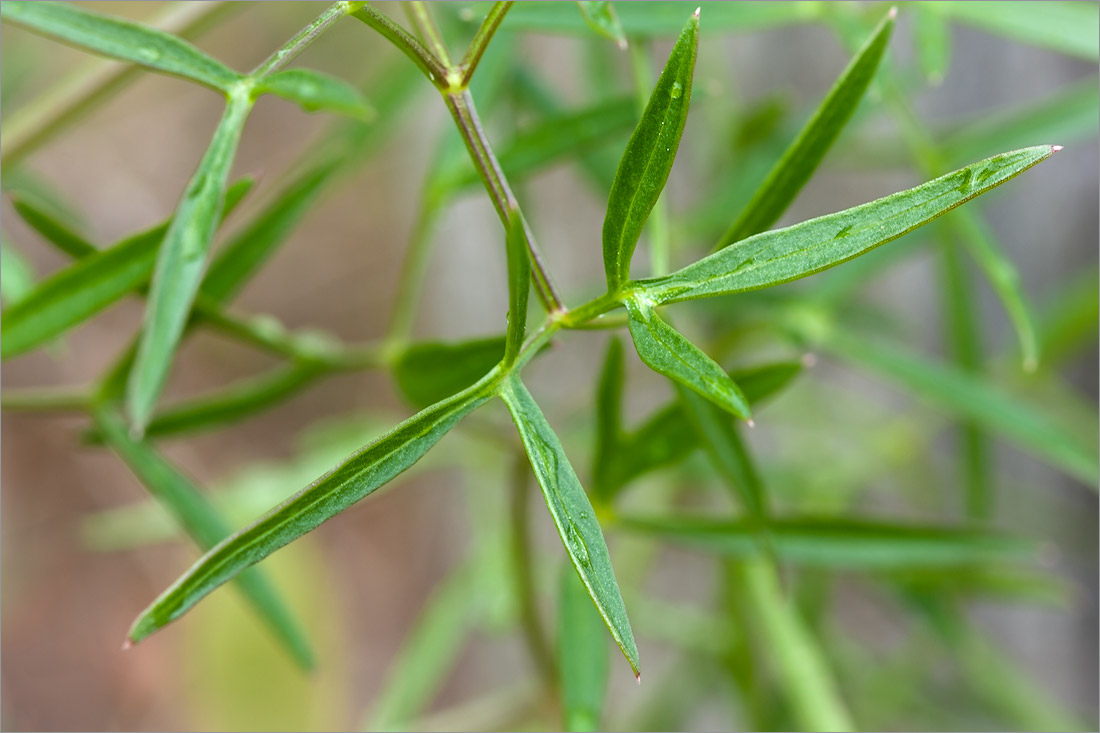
[504,213,530,366]
[603,361,802,495]
[827,330,1099,487]
[500,378,639,678]
[128,94,253,434]
[11,196,98,258]
[636,146,1058,304]
[93,409,313,669]
[718,8,895,247]
[0,240,36,305]
[602,10,697,290]
[127,375,495,645]
[393,336,505,409]
[625,297,751,421]
[924,1,1099,61]
[254,68,373,120]
[621,515,1036,568]
[0,1,240,92]
[576,1,627,49]
[558,562,610,732]
[1,178,254,360]
[592,338,624,496]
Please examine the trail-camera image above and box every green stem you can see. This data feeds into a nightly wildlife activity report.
[405,2,453,69]
[251,1,358,79]
[460,2,514,87]
[1,2,237,172]
[1,388,91,412]
[350,5,449,85]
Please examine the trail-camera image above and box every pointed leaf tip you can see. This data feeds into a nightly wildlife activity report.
[635,671,642,684]
[1052,145,1063,152]
[888,6,898,19]
[693,7,701,19]
[746,418,756,428]
[121,638,133,651]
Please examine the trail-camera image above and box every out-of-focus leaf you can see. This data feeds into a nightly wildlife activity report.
[558,561,610,732]
[10,196,97,258]
[717,7,895,247]
[1036,265,1099,367]
[636,146,1057,304]
[508,2,819,37]
[0,239,36,304]
[826,330,1099,487]
[939,77,1099,168]
[254,68,373,120]
[625,297,751,420]
[576,1,627,49]
[392,336,505,409]
[93,408,313,669]
[890,566,1074,608]
[913,6,951,85]
[128,94,253,434]
[0,1,241,92]
[622,515,1037,568]
[602,11,697,290]
[592,337,624,497]
[365,564,480,731]
[1,178,253,360]
[504,213,529,366]
[500,377,639,678]
[924,1,1099,61]
[127,374,495,646]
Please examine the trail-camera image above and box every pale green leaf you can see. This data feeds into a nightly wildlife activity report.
[576,1,627,49]
[913,5,952,85]
[508,2,819,37]
[558,561,610,732]
[0,239,36,305]
[925,1,1099,60]
[255,68,373,120]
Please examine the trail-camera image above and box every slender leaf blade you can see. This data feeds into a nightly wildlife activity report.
[592,337,624,497]
[127,375,495,645]
[0,0,241,92]
[11,196,98,258]
[93,409,313,668]
[500,378,639,677]
[558,561,610,732]
[128,94,253,434]
[602,10,697,290]
[638,146,1058,304]
[576,1,627,49]
[0,239,36,305]
[625,297,751,421]
[254,68,373,120]
[392,336,505,409]
[504,213,530,365]
[718,7,895,247]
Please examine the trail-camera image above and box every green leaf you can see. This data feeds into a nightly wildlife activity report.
[558,561,610,732]
[92,408,313,669]
[254,68,373,120]
[576,1,627,49]
[826,330,1099,487]
[625,297,751,421]
[0,239,36,305]
[11,195,98,258]
[392,336,506,409]
[365,564,480,731]
[499,377,639,678]
[603,361,802,495]
[602,10,697,290]
[127,374,495,646]
[924,1,1099,60]
[637,146,1057,304]
[1,178,253,361]
[508,2,819,37]
[621,515,1036,568]
[913,5,952,85]
[592,337,624,496]
[0,1,241,92]
[86,363,324,443]
[504,213,530,366]
[128,94,254,434]
[1037,264,1099,367]
[717,7,895,247]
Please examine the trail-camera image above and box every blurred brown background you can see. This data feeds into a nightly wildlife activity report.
[2,2,1096,730]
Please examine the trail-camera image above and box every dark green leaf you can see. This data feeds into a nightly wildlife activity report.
[718,7,895,247]
[576,1,627,49]
[393,336,506,409]
[827,330,1099,487]
[558,561,610,732]
[625,297,751,421]
[1,178,253,361]
[254,68,373,120]
[602,10,697,290]
[93,408,313,668]
[621,515,1036,568]
[504,212,530,365]
[924,1,1099,60]
[0,1,241,92]
[128,94,254,434]
[0,239,36,305]
[11,196,97,258]
[127,374,495,646]
[500,377,639,677]
[592,337,624,496]
[637,146,1057,304]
